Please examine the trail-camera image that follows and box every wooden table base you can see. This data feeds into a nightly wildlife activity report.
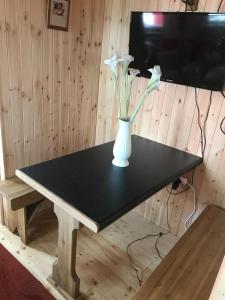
[51,204,80,299]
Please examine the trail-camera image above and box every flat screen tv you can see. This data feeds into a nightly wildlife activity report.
[129,12,225,91]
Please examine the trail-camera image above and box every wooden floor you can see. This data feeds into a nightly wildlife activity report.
[134,206,225,300]
[0,209,177,300]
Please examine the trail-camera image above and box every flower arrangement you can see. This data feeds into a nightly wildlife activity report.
[104,53,162,122]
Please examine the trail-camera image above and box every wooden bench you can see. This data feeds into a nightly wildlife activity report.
[0,177,44,244]
[209,256,225,299]
[133,205,225,300]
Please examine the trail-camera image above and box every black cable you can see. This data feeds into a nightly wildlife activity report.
[154,193,172,259]
[202,91,213,155]
[127,193,172,286]
[221,117,225,135]
[155,234,164,260]
[218,0,224,12]
[191,168,195,185]
[181,0,194,12]
[221,92,225,135]
[126,232,160,286]
[166,185,188,195]
[194,88,213,159]
[195,88,204,158]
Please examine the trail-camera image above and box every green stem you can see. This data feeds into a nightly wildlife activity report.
[130,80,160,122]
[122,66,129,120]
[124,71,128,118]
[114,73,121,118]
[126,78,133,118]
[130,89,149,123]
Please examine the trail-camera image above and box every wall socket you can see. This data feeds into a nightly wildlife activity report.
[185,0,199,11]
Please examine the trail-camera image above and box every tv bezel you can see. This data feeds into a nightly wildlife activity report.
[129,11,225,91]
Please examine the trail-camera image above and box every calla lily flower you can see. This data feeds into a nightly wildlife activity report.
[120,55,134,76]
[121,55,134,66]
[104,52,161,121]
[104,53,123,74]
[148,66,162,84]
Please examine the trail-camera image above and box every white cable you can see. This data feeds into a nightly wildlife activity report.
[184,183,197,230]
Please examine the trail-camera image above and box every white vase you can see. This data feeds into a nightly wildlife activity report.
[112,119,132,167]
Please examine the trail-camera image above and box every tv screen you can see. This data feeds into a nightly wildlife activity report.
[129,12,225,91]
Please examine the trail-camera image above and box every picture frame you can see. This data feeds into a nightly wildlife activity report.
[47,0,71,31]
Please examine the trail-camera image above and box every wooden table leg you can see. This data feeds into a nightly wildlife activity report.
[17,207,28,244]
[52,204,80,299]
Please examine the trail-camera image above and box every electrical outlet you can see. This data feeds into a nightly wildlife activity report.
[172,179,181,190]
[180,176,189,190]
[180,176,188,185]
[186,0,199,11]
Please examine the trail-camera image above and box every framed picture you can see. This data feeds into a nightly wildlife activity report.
[47,0,71,31]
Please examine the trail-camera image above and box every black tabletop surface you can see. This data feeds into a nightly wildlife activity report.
[19,135,202,230]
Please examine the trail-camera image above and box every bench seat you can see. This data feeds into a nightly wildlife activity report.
[0,177,44,244]
[133,205,225,300]
[0,177,44,210]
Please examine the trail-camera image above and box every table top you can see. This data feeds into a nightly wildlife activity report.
[16,135,202,232]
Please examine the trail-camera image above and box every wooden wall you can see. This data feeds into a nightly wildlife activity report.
[1,0,225,237]
[96,0,225,236]
[0,0,105,178]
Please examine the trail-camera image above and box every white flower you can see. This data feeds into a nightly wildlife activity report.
[121,55,134,65]
[121,55,134,73]
[104,54,122,74]
[148,65,162,83]
[146,66,161,93]
[128,68,140,79]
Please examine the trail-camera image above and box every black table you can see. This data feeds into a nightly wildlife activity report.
[16,135,202,298]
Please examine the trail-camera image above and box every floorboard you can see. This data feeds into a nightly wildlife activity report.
[0,209,177,300]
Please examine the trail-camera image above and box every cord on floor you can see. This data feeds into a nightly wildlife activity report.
[127,192,172,287]
[126,232,159,286]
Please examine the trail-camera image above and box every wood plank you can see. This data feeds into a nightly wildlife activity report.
[0,177,34,199]
[0,176,44,211]
[2,196,17,232]
[31,0,45,163]
[42,25,54,161]
[17,207,28,244]
[19,0,34,167]
[209,256,225,300]
[4,0,25,170]
[0,0,15,178]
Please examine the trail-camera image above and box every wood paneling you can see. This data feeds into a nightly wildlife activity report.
[95,0,225,236]
[0,0,105,178]
[1,0,225,237]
